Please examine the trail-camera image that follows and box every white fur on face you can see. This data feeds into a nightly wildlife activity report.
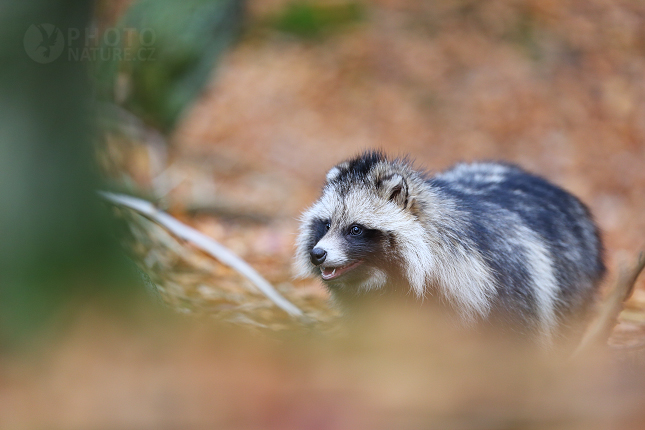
[294,186,391,293]
[294,190,340,278]
[314,234,348,267]
[342,188,433,294]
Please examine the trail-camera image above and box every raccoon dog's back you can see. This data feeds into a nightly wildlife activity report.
[295,151,605,344]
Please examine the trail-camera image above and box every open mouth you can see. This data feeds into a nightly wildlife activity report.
[320,260,363,281]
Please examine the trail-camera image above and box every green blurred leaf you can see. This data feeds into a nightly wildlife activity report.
[270,1,363,39]
[96,0,245,132]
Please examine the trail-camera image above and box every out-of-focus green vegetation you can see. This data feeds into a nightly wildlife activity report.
[0,0,245,347]
[96,0,245,132]
[0,1,133,346]
[269,1,363,39]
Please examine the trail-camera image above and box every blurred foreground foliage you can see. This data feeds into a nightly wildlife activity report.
[2,299,645,429]
[0,0,246,347]
[0,1,136,346]
[0,0,252,342]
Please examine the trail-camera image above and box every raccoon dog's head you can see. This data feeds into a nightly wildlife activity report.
[295,151,430,297]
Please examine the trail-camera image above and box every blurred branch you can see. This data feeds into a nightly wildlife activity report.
[99,191,305,319]
[573,250,645,357]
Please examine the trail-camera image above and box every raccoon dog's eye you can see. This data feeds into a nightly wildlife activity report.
[325,222,331,231]
[349,225,363,236]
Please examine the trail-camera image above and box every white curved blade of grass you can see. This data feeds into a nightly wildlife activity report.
[99,191,304,318]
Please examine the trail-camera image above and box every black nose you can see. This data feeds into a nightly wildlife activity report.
[310,247,327,266]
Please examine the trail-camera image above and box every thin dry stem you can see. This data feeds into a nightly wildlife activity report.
[99,191,305,319]
[573,250,645,357]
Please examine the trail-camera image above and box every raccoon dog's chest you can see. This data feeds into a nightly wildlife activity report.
[295,151,605,344]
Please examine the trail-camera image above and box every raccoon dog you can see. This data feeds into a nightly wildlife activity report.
[295,151,605,344]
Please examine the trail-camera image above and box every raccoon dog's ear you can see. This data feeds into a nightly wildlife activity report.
[381,174,409,208]
[326,162,349,182]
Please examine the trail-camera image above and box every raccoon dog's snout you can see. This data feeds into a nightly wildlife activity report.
[310,247,327,266]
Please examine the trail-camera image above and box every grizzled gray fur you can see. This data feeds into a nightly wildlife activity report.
[295,151,605,345]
